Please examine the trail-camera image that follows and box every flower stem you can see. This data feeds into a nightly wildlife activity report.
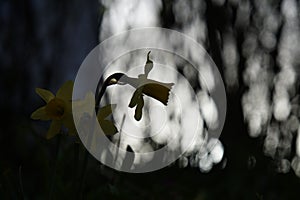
[114,115,126,166]
[75,74,113,198]
[72,142,79,193]
[78,149,89,199]
[48,134,61,200]
[18,166,25,200]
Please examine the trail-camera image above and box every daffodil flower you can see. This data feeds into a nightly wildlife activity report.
[128,51,152,120]
[73,91,118,136]
[98,51,174,121]
[31,81,75,139]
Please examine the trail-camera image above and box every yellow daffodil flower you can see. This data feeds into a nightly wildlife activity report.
[31,81,76,139]
[99,51,174,121]
[73,91,118,136]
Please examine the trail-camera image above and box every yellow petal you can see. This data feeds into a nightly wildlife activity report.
[31,106,50,120]
[129,87,143,108]
[73,91,95,117]
[63,114,77,136]
[35,88,55,103]
[56,80,74,102]
[44,98,65,120]
[99,119,118,135]
[134,97,144,121]
[46,120,62,139]
[97,104,116,120]
[142,82,174,105]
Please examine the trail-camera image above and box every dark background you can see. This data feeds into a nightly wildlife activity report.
[1,0,300,199]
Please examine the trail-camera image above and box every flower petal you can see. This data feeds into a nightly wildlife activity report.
[97,104,116,120]
[56,80,74,102]
[63,114,77,136]
[73,91,95,118]
[35,88,55,103]
[31,106,50,120]
[46,120,62,139]
[134,97,144,121]
[99,119,118,135]
[129,87,143,108]
[142,82,174,105]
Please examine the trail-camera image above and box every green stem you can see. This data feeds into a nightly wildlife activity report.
[114,115,126,166]
[48,134,61,200]
[72,142,79,194]
[75,74,114,198]
[2,170,16,199]
[78,149,89,200]
[18,166,25,200]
